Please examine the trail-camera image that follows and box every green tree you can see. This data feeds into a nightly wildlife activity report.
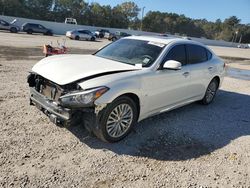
[224,16,241,27]
[53,0,88,23]
[24,0,53,20]
[0,0,27,17]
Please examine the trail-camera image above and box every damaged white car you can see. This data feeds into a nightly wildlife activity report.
[28,36,225,142]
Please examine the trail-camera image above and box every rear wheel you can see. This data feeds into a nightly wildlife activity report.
[94,96,138,142]
[10,27,17,33]
[90,37,95,41]
[75,36,80,40]
[27,29,33,34]
[46,31,53,36]
[201,78,219,105]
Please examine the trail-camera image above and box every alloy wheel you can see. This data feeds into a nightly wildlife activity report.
[205,81,217,103]
[106,103,133,138]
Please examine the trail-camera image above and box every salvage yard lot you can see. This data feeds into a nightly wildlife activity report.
[0,31,250,187]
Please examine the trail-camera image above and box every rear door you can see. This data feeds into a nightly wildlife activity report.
[79,30,88,40]
[185,44,212,98]
[31,24,39,33]
[37,24,46,33]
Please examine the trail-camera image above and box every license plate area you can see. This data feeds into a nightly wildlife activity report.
[41,82,62,101]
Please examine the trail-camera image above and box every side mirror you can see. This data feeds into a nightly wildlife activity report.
[162,60,182,70]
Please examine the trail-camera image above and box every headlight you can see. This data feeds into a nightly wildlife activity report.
[59,86,109,108]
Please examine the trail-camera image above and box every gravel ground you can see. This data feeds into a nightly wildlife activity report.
[0,33,250,187]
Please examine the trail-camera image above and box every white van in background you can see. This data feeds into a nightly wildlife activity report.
[65,18,77,25]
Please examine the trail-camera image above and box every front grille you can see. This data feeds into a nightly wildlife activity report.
[28,73,64,102]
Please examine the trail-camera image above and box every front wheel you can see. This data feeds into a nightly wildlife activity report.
[201,78,219,105]
[75,36,80,40]
[94,96,138,142]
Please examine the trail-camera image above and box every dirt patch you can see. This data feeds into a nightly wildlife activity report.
[220,56,250,61]
[0,46,42,60]
[0,46,96,61]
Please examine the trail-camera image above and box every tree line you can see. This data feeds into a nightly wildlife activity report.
[1,0,250,43]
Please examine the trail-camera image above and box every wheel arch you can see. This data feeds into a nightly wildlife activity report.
[212,76,220,88]
[118,93,140,119]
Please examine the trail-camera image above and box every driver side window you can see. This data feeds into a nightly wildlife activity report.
[164,44,187,65]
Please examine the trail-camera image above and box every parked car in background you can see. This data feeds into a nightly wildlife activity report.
[182,36,192,40]
[0,19,20,33]
[237,44,249,49]
[95,29,110,38]
[28,36,225,142]
[159,33,168,37]
[108,31,131,41]
[65,18,77,25]
[66,29,96,41]
[22,23,53,35]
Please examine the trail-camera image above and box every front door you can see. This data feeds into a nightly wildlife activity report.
[142,44,191,115]
[0,20,10,30]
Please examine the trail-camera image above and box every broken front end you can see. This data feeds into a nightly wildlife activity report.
[27,73,108,128]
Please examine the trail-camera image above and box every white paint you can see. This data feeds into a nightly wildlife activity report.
[32,54,141,85]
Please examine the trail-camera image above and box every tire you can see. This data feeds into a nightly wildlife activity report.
[99,33,104,38]
[112,37,117,41]
[27,29,33,34]
[90,37,95,41]
[201,78,219,105]
[94,96,138,142]
[75,36,80,40]
[10,27,17,33]
[46,31,53,36]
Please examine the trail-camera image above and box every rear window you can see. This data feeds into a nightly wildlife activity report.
[187,44,207,64]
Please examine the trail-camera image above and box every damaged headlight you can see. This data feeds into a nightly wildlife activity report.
[59,86,109,108]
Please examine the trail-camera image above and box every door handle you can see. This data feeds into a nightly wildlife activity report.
[182,72,190,77]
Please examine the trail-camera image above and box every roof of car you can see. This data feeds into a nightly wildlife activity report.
[76,29,89,31]
[126,35,201,46]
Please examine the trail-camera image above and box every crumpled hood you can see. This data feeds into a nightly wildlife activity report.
[32,54,141,85]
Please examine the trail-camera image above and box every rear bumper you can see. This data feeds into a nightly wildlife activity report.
[29,88,71,124]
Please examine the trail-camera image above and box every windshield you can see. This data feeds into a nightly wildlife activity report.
[95,39,165,67]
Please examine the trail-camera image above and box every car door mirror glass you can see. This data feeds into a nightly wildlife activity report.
[163,60,182,70]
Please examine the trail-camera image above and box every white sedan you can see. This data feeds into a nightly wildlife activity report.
[66,29,96,41]
[28,36,225,142]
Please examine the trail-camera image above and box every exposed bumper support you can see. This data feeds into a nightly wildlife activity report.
[29,88,71,124]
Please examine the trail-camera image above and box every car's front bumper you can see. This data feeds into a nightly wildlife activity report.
[29,87,71,125]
